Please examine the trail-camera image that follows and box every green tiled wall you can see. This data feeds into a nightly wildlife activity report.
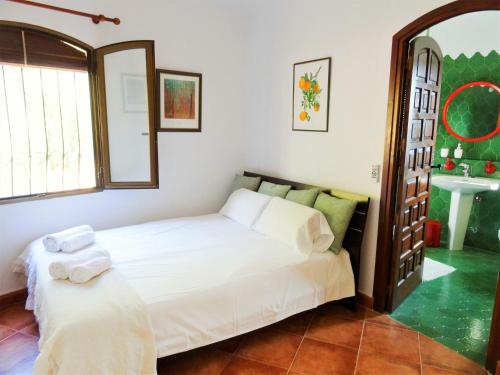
[435,51,500,161]
[429,51,500,252]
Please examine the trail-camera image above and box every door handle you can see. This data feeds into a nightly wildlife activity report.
[430,164,441,169]
[141,132,149,136]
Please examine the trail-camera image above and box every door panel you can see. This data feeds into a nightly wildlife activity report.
[389,36,443,310]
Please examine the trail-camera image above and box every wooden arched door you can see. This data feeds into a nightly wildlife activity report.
[389,36,443,310]
[374,1,500,314]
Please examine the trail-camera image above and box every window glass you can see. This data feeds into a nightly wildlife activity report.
[0,27,96,200]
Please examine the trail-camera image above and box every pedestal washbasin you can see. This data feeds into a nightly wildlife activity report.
[432,175,500,250]
[432,175,500,194]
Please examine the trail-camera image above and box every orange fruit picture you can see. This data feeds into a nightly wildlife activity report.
[296,64,325,124]
[294,58,330,130]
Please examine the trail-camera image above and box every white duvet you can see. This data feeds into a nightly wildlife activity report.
[19,213,355,369]
[21,241,157,375]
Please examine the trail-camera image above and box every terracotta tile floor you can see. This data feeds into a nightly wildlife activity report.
[0,301,488,374]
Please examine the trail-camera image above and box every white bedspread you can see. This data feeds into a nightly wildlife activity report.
[19,213,354,362]
[96,214,355,356]
[22,241,156,375]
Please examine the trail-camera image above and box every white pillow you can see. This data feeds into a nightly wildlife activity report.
[220,188,272,228]
[253,197,334,255]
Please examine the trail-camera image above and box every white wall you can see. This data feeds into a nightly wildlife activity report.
[241,0,457,296]
[0,0,249,294]
[423,11,500,58]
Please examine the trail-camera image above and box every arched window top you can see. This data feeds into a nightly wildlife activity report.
[0,23,90,71]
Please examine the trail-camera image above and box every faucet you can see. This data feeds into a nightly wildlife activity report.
[459,163,471,178]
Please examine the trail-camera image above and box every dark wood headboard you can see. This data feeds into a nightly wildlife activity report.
[243,171,370,290]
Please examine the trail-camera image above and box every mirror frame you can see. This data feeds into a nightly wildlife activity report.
[95,40,158,189]
[442,80,500,143]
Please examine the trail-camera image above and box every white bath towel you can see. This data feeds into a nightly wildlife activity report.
[69,257,112,284]
[48,247,110,280]
[43,225,93,252]
[28,241,156,374]
[59,231,96,253]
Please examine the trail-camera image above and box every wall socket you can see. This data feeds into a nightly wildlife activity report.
[370,164,381,182]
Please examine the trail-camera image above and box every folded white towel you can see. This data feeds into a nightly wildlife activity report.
[43,225,93,252]
[59,231,95,253]
[69,257,112,284]
[48,247,110,280]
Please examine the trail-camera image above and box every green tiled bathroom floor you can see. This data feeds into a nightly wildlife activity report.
[390,246,500,365]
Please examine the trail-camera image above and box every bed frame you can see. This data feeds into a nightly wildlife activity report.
[243,171,370,303]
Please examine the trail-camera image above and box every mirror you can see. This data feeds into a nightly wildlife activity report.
[96,41,158,188]
[442,81,500,143]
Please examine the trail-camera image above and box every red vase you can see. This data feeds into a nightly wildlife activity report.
[485,160,497,174]
[444,157,456,171]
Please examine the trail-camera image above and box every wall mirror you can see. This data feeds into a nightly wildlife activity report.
[442,81,500,143]
[96,41,158,188]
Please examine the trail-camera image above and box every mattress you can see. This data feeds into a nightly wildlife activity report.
[21,213,355,358]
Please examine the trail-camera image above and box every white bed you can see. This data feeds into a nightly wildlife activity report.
[21,213,355,358]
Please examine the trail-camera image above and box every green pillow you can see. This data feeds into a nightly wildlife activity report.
[258,181,292,198]
[285,188,320,207]
[231,175,261,192]
[313,192,357,254]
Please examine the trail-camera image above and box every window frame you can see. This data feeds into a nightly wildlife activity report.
[95,40,159,189]
[0,22,159,204]
[0,21,103,205]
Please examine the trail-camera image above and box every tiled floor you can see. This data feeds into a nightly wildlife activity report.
[0,300,488,374]
[391,246,500,365]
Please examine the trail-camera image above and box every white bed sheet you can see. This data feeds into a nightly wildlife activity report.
[23,213,355,358]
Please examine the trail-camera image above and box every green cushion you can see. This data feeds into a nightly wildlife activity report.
[231,175,261,192]
[285,188,320,207]
[313,192,357,254]
[258,181,292,198]
[329,189,369,203]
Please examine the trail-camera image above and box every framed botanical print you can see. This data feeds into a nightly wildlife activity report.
[292,57,331,132]
[156,69,202,132]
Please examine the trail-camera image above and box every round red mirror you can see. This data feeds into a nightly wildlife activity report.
[442,81,500,142]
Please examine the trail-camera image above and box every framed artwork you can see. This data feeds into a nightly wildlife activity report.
[292,57,331,132]
[122,74,147,112]
[156,69,202,132]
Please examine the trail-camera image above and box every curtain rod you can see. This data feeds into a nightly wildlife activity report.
[6,0,120,25]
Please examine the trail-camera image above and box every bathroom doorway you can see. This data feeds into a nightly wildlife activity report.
[374,0,500,370]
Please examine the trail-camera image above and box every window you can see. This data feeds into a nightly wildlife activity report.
[0,23,159,203]
[0,25,97,201]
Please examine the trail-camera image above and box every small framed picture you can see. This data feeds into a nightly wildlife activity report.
[156,69,202,132]
[292,57,331,132]
[122,74,147,112]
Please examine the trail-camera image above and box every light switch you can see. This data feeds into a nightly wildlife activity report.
[370,164,381,182]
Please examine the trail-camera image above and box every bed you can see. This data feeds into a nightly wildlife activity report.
[17,172,370,373]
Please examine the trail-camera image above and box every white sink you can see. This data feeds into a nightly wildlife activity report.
[432,174,500,251]
[433,175,500,194]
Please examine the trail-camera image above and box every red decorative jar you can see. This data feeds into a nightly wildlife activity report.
[444,157,456,171]
[485,160,497,174]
